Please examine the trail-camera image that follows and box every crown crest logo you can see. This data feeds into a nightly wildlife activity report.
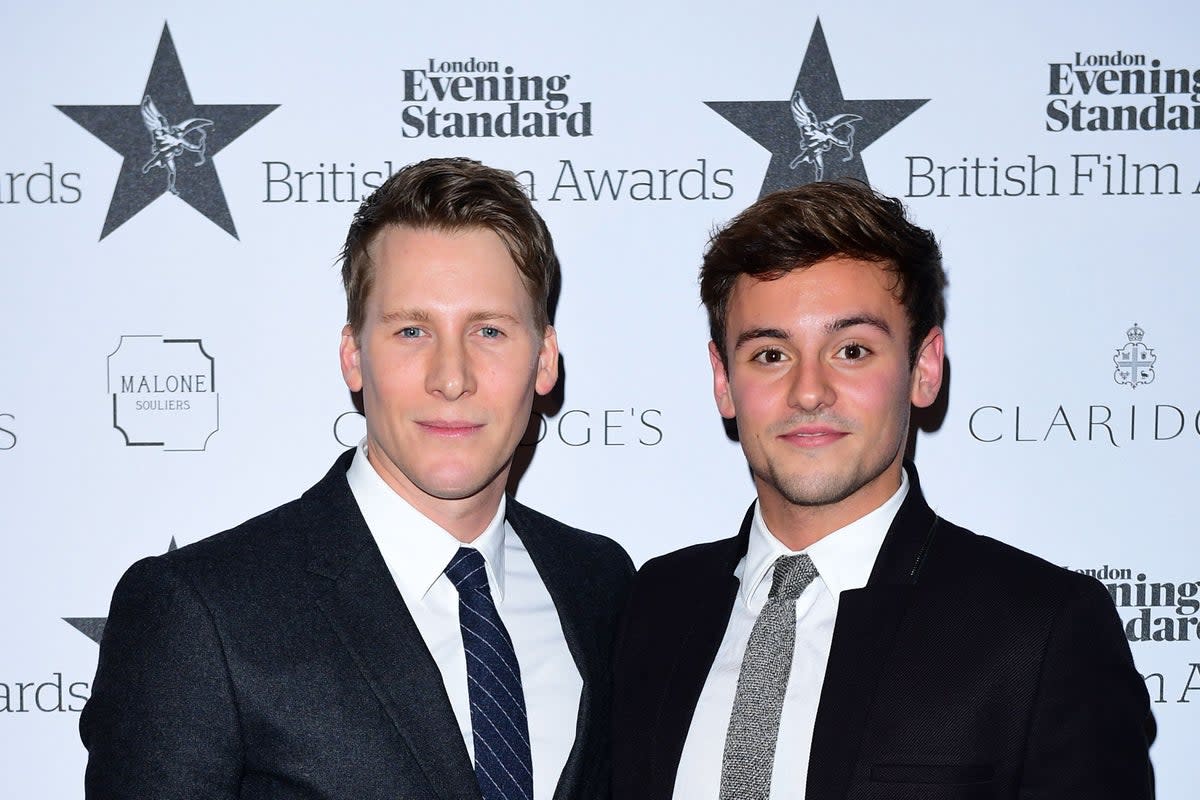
[1114,323,1155,389]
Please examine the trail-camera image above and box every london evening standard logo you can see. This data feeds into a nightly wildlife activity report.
[400,57,591,138]
[1048,49,1200,132]
[107,336,219,451]
[265,50,729,204]
[1067,564,1200,704]
[905,47,1200,199]
[967,322,1197,446]
[1068,564,1200,646]
[56,23,277,239]
[705,19,927,197]
[265,58,677,203]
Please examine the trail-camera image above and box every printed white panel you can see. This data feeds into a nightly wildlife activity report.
[0,1,1194,797]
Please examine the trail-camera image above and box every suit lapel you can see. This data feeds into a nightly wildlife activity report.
[506,500,594,800]
[650,509,751,800]
[806,465,940,800]
[303,452,481,800]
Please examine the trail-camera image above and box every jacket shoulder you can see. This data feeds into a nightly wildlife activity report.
[163,450,357,572]
[508,497,634,575]
[926,517,1113,604]
[130,488,329,617]
[168,493,310,568]
[634,535,741,596]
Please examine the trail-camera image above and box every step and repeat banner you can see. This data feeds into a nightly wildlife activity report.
[1,1,1195,796]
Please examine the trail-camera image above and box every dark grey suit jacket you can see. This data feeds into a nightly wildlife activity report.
[613,466,1151,800]
[82,450,634,800]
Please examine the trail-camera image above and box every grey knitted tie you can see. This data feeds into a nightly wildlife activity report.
[719,553,819,800]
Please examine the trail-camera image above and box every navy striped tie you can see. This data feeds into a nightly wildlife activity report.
[445,547,534,800]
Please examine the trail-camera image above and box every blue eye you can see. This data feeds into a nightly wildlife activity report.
[479,326,502,339]
[398,326,421,338]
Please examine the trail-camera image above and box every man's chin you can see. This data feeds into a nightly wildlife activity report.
[411,465,508,503]
[769,460,902,510]
[414,480,488,502]
[779,482,861,508]
[760,465,865,509]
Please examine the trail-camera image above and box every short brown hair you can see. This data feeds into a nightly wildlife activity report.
[700,181,946,365]
[340,157,558,334]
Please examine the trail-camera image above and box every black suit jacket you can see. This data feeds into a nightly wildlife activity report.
[82,450,634,800]
[613,467,1151,800]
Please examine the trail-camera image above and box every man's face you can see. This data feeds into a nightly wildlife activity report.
[340,225,558,507]
[710,256,943,527]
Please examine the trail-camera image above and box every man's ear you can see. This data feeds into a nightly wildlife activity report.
[535,325,560,396]
[910,326,945,409]
[339,325,363,392]
[709,341,736,420]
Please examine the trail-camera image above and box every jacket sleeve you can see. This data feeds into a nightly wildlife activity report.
[80,556,243,800]
[1019,576,1153,800]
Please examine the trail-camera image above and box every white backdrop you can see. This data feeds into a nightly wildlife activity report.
[1,1,1195,796]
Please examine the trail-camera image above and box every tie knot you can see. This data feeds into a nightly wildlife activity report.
[445,547,490,594]
[768,553,818,601]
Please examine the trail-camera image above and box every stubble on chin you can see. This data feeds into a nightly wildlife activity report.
[754,438,901,511]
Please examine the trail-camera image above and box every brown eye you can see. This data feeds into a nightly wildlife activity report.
[753,348,786,364]
[839,343,870,360]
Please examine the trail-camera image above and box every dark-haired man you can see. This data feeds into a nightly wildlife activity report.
[83,158,633,800]
[612,182,1150,800]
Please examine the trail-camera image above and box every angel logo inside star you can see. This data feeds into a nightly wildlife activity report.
[789,91,861,181]
[704,19,927,196]
[56,23,277,239]
[140,95,213,196]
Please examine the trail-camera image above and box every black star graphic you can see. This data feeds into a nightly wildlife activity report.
[706,19,928,197]
[62,617,107,644]
[64,537,178,644]
[57,24,277,240]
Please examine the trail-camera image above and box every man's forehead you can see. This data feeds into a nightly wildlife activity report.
[368,222,500,255]
[732,258,901,303]
[725,259,911,341]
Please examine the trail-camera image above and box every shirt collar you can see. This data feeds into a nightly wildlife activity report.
[738,469,909,608]
[345,439,509,601]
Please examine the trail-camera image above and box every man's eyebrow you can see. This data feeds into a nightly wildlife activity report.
[827,314,893,337]
[732,316,894,349]
[379,309,431,324]
[465,310,524,325]
[377,309,525,325]
[734,327,790,350]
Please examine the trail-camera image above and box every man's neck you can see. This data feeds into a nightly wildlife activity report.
[755,469,903,551]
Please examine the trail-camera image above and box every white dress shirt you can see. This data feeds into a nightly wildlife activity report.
[346,442,582,800]
[672,472,909,800]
